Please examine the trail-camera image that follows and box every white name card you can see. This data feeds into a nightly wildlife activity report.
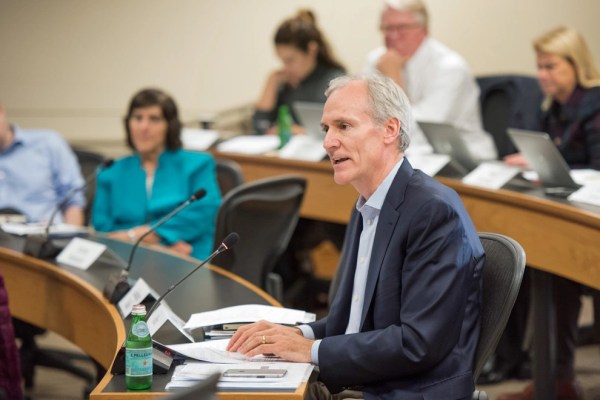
[462,162,520,190]
[118,278,154,317]
[568,183,600,207]
[146,302,194,343]
[56,237,107,270]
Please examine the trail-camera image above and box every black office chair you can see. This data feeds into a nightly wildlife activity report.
[211,175,307,302]
[472,233,526,400]
[72,147,106,225]
[215,158,244,196]
[476,75,544,158]
[166,373,220,400]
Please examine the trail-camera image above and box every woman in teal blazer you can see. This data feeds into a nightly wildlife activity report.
[92,88,221,259]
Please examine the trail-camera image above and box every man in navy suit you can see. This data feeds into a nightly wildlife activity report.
[227,73,485,400]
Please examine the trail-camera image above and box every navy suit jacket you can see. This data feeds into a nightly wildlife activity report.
[309,160,485,400]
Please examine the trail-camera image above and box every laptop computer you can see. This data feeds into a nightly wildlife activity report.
[507,128,581,195]
[292,101,325,140]
[418,121,481,172]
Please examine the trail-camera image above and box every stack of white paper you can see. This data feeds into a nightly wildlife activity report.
[183,304,316,331]
[167,339,282,364]
[181,128,220,151]
[216,135,280,155]
[278,136,327,162]
[166,361,313,392]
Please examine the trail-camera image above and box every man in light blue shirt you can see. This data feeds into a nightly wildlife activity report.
[227,73,484,400]
[0,103,84,224]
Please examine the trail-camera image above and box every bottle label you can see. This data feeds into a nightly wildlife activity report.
[126,348,152,377]
[132,321,150,337]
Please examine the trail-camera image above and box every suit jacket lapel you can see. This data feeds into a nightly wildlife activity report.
[328,208,362,335]
[359,159,414,329]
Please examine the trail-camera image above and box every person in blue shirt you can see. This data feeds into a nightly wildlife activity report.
[92,89,221,260]
[0,102,85,224]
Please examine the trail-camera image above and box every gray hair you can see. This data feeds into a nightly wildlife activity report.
[325,72,412,152]
[385,0,429,28]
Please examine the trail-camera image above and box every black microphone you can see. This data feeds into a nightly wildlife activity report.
[146,232,240,320]
[24,159,114,259]
[102,188,207,304]
[110,232,240,376]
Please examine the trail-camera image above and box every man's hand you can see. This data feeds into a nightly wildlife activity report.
[376,49,407,88]
[226,320,313,363]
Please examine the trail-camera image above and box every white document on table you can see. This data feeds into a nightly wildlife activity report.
[181,128,220,151]
[167,339,282,364]
[407,153,451,177]
[184,304,315,331]
[166,361,314,391]
[216,135,280,155]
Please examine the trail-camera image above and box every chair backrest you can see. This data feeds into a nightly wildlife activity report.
[473,232,526,382]
[479,86,513,158]
[476,75,543,158]
[166,372,220,400]
[215,158,244,196]
[211,175,306,292]
[72,148,106,225]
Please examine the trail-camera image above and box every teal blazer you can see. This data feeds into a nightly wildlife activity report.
[91,149,221,259]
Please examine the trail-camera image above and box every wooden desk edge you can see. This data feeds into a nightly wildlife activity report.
[91,377,307,399]
[0,247,126,369]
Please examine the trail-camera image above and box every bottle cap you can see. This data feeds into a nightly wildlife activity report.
[132,304,147,315]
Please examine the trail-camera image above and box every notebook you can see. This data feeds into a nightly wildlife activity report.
[507,128,581,194]
[418,121,480,172]
[292,101,325,140]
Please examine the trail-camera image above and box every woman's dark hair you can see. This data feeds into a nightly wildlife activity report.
[124,88,182,151]
[274,9,345,72]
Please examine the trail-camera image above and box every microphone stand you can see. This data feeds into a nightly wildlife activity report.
[146,233,239,320]
[103,189,207,304]
[110,232,239,375]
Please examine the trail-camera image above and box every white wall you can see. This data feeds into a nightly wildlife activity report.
[1,0,599,142]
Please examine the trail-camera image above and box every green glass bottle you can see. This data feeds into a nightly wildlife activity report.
[277,104,292,148]
[125,304,152,390]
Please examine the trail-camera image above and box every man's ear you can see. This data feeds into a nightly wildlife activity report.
[383,117,400,144]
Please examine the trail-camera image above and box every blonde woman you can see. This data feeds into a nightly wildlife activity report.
[500,26,600,400]
[505,26,600,169]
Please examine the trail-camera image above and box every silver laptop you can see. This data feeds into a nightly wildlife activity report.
[418,121,480,172]
[507,128,580,193]
[292,101,325,140]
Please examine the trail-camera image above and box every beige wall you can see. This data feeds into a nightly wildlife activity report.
[1,0,599,143]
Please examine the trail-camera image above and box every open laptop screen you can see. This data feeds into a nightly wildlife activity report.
[507,128,580,190]
[292,101,325,140]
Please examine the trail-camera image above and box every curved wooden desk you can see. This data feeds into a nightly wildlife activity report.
[0,247,125,369]
[0,239,305,399]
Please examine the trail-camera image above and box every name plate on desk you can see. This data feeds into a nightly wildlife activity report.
[147,302,194,342]
[462,162,520,190]
[56,237,107,270]
[118,278,159,317]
